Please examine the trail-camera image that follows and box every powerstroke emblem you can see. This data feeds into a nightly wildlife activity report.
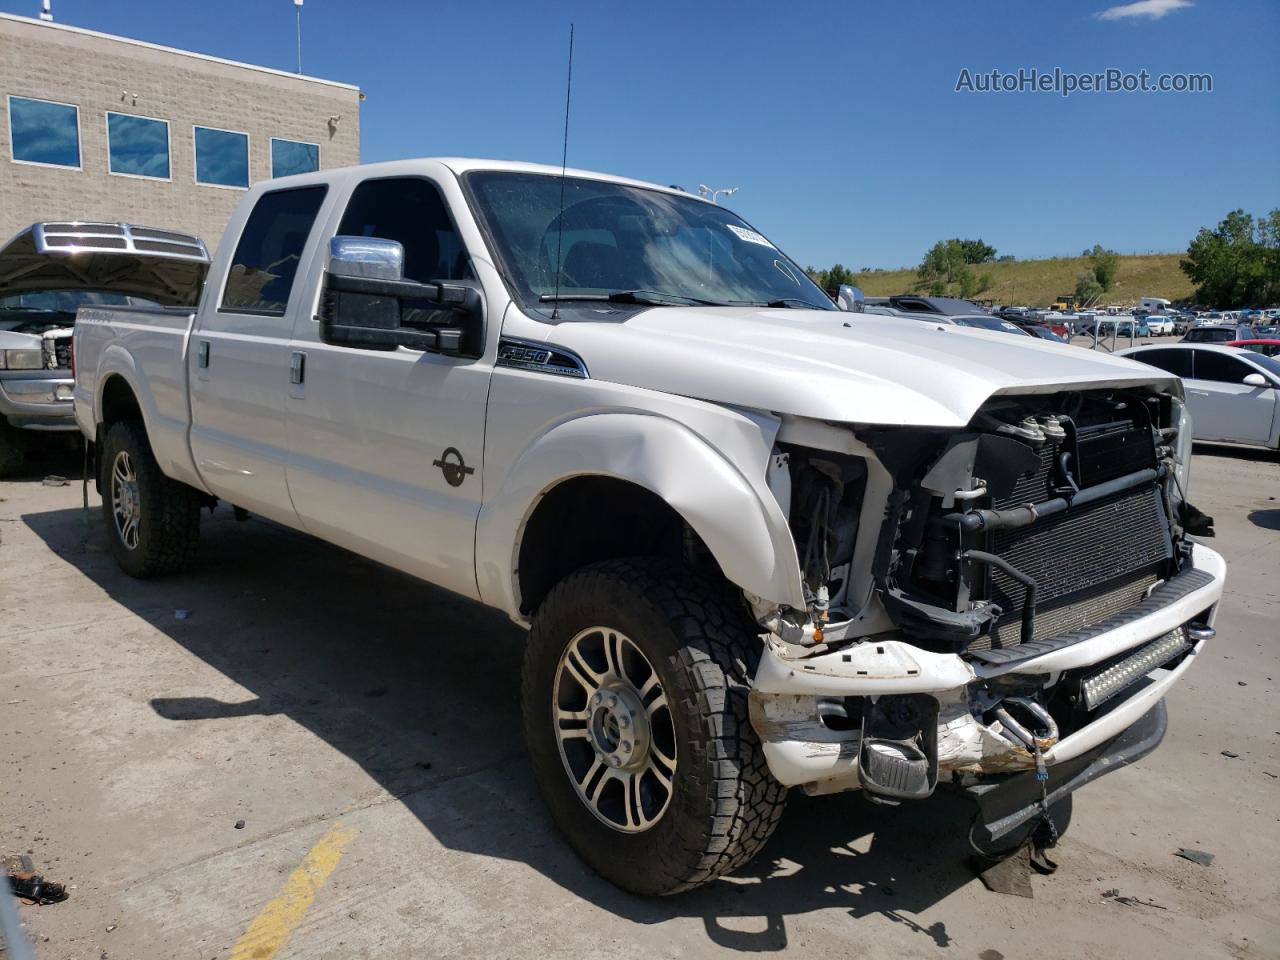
[433,447,475,487]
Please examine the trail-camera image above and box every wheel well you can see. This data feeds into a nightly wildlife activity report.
[100,375,142,428]
[517,476,722,616]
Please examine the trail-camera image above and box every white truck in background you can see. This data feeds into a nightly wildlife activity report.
[65,158,1225,895]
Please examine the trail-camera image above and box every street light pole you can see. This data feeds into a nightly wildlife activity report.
[697,184,739,204]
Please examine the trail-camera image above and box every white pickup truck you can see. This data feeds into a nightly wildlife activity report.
[70,158,1225,896]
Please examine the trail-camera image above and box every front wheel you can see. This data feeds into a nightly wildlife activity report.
[100,420,200,577]
[521,559,786,896]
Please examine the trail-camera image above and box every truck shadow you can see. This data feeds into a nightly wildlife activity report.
[23,503,983,952]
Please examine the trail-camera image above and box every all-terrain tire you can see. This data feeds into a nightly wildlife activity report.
[100,420,200,577]
[522,558,787,896]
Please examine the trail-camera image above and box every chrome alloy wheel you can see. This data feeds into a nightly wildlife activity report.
[110,450,141,550]
[553,627,677,833]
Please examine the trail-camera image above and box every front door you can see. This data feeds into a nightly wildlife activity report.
[1186,349,1276,444]
[284,174,493,600]
[188,184,330,524]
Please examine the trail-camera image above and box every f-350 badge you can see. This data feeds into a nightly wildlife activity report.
[433,447,475,487]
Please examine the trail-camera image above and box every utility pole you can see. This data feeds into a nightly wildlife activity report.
[294,0,303,73]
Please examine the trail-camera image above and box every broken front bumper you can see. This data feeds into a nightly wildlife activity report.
[749,542,1224,794]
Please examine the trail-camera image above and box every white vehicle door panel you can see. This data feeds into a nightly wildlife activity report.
[283,171,492,600]
[188,184,330,524]
[1185,350,1276,444]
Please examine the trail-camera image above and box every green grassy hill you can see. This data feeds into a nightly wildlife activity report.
[851,253,1194,308]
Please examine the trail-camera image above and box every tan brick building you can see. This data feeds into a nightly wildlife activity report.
[0,12,360,253]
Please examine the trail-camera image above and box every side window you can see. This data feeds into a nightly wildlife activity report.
[1132,349,1191,378]
[221,185,328,315]
[8,96,80,168]
[1192,350,1252,384]
[337,177,472,283]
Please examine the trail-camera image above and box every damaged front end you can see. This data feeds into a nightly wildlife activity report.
[749,388,1225,838]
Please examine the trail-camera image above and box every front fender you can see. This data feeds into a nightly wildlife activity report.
[475,411,805,620]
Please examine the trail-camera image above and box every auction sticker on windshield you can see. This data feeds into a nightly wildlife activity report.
[727,224,774,247]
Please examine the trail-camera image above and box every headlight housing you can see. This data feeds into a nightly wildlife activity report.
[1,349,44,370]
[1171,396,1193,498]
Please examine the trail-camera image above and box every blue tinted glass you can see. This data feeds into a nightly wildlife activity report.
[107,113,170,178]
[272,139,319,177]
[194,127,249,187]
[9,97,80,167]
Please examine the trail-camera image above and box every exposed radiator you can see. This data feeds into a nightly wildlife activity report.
[976,439,1172,651]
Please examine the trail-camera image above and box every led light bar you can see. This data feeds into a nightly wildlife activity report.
[1081,628,1190,711]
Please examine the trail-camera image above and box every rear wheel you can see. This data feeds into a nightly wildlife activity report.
[100,420,199,577]
[522,559,786,896]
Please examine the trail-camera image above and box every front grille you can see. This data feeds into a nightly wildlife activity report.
[976,438,1172,651]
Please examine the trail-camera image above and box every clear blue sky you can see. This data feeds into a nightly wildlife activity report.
[5,0,1277,269]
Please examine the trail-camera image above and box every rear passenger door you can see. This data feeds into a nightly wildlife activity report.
[1186,350,1275,443]
[188,184,328,524]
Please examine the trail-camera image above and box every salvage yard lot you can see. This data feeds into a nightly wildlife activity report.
[2,445,1277,960]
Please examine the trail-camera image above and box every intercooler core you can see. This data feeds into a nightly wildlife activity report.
[976,414,1173,651]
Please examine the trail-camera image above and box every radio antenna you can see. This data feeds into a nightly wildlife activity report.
[550,23,575,320]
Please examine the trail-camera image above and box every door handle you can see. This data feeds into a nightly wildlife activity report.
[290,351,306,385]
[196,340,210,369]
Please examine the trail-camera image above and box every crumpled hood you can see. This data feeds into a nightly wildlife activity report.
[539,307,1180,427]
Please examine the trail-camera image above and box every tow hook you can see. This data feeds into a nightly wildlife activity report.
[992,697,1063,856]
[992,697,1059,753]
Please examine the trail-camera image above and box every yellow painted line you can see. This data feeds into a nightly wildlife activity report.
[228,824,358,960]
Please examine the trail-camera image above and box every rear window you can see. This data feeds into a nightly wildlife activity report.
[221,185,327,316]
[1185,327,1233,342]
[1129,348,1192,378]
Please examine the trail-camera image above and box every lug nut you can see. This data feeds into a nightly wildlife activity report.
[591,693,602,706]
[605,695,617,708]
[609,755,622,766]
[618,716,630,729]
[621,741,632,753]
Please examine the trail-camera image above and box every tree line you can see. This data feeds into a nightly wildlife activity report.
[805,209,1280,308]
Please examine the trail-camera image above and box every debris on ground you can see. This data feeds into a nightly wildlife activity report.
[233,819,245,830]
[41,475,69,487]
[1101,888,1168,909]
[1174,848,1215,867]
[972,846,1034,898]
[1221,750,1240,758]
[6,854,69,904]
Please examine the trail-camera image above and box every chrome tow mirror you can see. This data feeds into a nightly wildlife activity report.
[328,235,405,282]
[836,284,866,313]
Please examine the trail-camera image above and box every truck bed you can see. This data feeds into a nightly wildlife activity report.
[73,304,207,491]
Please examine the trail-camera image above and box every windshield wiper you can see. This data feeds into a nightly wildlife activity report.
[722,297,829,310]
[539,290,726,307]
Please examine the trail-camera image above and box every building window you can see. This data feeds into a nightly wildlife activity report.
[221,185,328,315]
[193,125,249,188]
[271,138,319,178]
[8,95,80,168]
[106,113,170,179]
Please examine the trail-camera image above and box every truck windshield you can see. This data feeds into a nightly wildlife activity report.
[466,171,834,312]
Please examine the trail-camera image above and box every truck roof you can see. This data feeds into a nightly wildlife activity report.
[265,156,707,203]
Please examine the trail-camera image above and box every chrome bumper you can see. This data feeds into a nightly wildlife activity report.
[0,375,77,430]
